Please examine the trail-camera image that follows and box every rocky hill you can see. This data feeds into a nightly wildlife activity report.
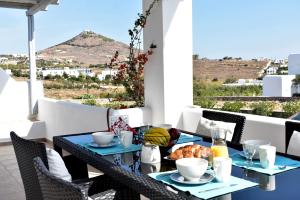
[193,58,269,81]
[37,31,129,66]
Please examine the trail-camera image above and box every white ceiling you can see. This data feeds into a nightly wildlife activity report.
[0,0,58,13]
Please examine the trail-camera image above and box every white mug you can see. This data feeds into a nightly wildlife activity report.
[120,131,133,148]
[259,145,276,169]
[213,157,232,182]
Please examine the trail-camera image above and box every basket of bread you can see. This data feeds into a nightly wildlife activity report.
[169,144,213,162]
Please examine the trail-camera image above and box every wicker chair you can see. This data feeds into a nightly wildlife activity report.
[10,131,49,200]
[285,121,300,153]
[33,157,116,200]
[202,110,246,144]
[10,131,132,200]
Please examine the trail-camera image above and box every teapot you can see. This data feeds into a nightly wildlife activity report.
[141,143,161,164]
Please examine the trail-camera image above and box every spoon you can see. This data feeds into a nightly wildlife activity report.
[277,163,298,170]
[278,165,287,170]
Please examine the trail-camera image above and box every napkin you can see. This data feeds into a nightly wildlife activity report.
[177,133,203,144]
[148,170,258,200]
[231,153,300,175]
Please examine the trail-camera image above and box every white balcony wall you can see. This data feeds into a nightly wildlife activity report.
[38,98,152,140]
[0,68,43,121]
[0,69,45,142]
[181,107,287,153]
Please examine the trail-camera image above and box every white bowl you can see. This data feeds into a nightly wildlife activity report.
[92,132,114,145]
[176,158,208,182]
[243,140,271,159]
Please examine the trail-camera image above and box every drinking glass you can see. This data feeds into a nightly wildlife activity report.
[242,143,256,168]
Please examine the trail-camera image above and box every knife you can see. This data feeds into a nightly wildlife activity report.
[198,183,238,193]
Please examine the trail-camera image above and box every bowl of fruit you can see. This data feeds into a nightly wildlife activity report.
[144,127,181,157]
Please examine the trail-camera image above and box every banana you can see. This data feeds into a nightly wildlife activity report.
[144,128,171,147]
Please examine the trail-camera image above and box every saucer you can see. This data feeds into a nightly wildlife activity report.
[170,171,215,185]
[88,140,119,148]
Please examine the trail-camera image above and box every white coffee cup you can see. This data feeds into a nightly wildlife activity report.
[120,130,133,148]
[213,157,232,182]
[259,145,276,169]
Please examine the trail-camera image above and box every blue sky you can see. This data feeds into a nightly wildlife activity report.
[1,0,300,59]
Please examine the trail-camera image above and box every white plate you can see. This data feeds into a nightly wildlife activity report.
[238,152,260,160]
[88,140,120,148]
[170,171,215,185]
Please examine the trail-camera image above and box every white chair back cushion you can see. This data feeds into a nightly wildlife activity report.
[287,130,300,157]
[196,116,236,141]
[46,148,72,182]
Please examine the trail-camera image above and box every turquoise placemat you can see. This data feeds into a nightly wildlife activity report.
[64,134,141,155]
[231,153,300,175]
[149,170,258,200]
[81,143,141,155]
[64,134,94,145]
[177,133,203,144]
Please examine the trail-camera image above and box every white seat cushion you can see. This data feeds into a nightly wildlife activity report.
[46,148,72,182]
[287,130,300,157]
[196,116,236,141]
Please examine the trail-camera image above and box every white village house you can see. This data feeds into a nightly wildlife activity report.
[97,68,118,81]
[263,54,300,97]
[38,67,94,78]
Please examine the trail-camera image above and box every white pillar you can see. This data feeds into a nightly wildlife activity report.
[143,0,193,127]
[27,14,38,117]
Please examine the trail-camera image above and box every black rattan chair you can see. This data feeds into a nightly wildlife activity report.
[33,157,116,200]
[10,131,48,200]
[11,131,140,200]
[285,121,300,154]
[11,131,90,199]
[202,110,246,144]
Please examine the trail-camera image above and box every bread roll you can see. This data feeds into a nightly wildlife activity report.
[169,144,211,160]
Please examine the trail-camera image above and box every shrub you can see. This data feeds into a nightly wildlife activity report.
[74,94,96,99]
[223,78,237,84]
[194,97,216,109]
[101,102,128,109]
[221,101,245,112]
[282,101,300,118]
[82,99,97,106]
[250,102,274,116]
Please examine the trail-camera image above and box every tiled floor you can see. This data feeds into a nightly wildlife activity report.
[0,145,25,200]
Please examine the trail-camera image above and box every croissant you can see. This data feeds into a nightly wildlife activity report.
[169,144,212,160]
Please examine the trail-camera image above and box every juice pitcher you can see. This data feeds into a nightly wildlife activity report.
[210,123,229,158]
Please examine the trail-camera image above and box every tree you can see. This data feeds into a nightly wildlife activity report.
[193,54,199,60]
[109,0,159,107]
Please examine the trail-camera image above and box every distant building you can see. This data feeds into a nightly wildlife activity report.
[223,79,262,87]
[288,54,300,75]
[39,67,94,78]
[266,66,278,75]
[97,68,118,81]
[0,57,8,64]
[263,75,295,97]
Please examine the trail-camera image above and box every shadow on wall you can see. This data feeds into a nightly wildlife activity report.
[0,68,10,95]
[0,120,46,142]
